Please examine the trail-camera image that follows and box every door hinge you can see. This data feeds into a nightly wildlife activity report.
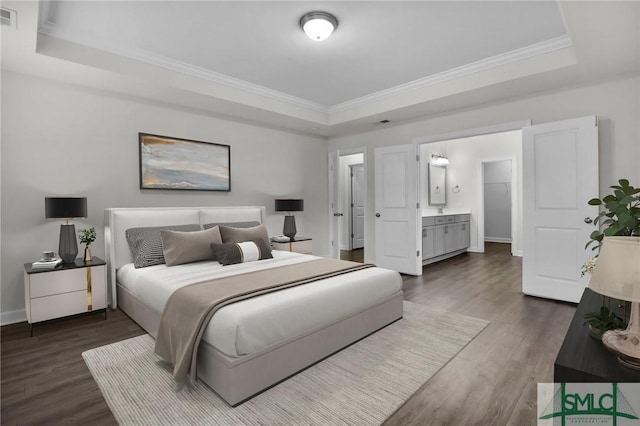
[331,240,334,246]
[416,154,420,161]
[417,250,420,257]
[416,202,420,209]
[351,233,354,238]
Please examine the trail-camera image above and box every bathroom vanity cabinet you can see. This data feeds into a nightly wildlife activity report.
[422,214,470,264]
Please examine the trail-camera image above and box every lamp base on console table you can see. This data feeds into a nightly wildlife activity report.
[602,301,640,371]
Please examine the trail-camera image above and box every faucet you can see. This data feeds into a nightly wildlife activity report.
[437,207,443,214]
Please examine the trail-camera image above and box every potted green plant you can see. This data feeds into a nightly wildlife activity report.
[78,226,96,262]
[582,178,639,338]
[584,305,627,340]
[585,178,640,252]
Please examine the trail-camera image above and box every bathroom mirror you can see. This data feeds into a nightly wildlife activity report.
[428,164,447,206]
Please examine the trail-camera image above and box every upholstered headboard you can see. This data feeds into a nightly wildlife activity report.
[104,206,266,308]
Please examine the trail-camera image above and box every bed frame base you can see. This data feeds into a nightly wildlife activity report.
[198,292,403,406]
[117,284,403,406]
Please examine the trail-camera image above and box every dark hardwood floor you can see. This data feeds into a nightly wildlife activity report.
[340,248,364,263]
[1,243,576,425]
[1,311,144,425]
[384,243,576,425]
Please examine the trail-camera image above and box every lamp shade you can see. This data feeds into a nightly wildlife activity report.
[275,199,304,212]
[45,197,87,219]
[588,236,640,302]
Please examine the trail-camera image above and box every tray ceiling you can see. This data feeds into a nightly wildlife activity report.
[2,1,638,135]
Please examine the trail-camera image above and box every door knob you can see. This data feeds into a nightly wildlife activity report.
[333,213,344,217]
[375,213,381,218]
[584,217,593,224]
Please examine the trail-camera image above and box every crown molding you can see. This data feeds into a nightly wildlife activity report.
[328,35,573,114]
[37,3,328,115]
[37,0,572,122]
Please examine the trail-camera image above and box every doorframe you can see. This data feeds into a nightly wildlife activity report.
[328,147,368,259]
[477,157,519,256]
[413,120,532,145]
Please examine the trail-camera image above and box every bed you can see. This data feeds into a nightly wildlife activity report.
[105,206,403,406]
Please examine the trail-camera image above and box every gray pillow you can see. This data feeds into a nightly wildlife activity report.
[203,221,260,230]
[126,224,201,268]
[211,240,273,266]
[161,226,222,266]
[219,223,270,247]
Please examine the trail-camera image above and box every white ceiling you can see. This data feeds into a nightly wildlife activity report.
[42,1,567,107]
[2,1,639,136]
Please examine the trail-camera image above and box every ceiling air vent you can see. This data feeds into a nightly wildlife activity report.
[1,7,17,29]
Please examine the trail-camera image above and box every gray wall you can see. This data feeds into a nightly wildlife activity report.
[1,71,329,322]
[328,75,640,262]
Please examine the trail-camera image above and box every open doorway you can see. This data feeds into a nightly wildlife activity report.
[417,125,524,257]
[339,154,364,262]
[481,159,516,255]
[328,149,367,263]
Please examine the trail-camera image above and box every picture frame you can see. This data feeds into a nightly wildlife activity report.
[138,133,231,191]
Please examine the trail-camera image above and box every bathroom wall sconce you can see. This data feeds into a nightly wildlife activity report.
[431,153,449,166]
[452,185,460,193]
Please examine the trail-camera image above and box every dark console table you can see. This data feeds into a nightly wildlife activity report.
[554,288,640,382]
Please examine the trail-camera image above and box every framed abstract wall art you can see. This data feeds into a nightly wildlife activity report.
[139,133,230,191]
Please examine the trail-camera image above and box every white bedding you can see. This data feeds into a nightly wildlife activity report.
[117,251,402,357]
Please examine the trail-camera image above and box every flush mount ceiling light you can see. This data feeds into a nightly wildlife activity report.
[300,11,338,41]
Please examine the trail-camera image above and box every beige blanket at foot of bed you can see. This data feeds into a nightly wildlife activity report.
[155,258,373,381]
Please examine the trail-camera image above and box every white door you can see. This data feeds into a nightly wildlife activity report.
[522,116,599,303]
[374,144,421,275]
[350,164,365,249]
[328,151,340,258]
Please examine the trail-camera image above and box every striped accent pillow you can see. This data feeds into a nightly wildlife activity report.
[126,224,201,268]
[211,239,273,266]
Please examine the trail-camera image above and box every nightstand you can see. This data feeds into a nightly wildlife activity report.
[24,257,107,336]
[272,237,313,254]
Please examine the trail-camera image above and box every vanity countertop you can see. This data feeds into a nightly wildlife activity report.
[421,208,471,218]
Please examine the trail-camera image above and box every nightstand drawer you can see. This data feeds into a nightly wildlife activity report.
[29,268,88,298]
[30,291,89,323]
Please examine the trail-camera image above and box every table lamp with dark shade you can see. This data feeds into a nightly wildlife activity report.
[588,236,640,370]
[274,199,304,240]
[45,197,87,264]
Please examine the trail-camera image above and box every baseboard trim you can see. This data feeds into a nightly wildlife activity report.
[484,238,512,243]
[515,250,523,257]
[1,309,27,325]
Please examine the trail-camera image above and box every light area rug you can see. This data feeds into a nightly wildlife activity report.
[82,301,488,425]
